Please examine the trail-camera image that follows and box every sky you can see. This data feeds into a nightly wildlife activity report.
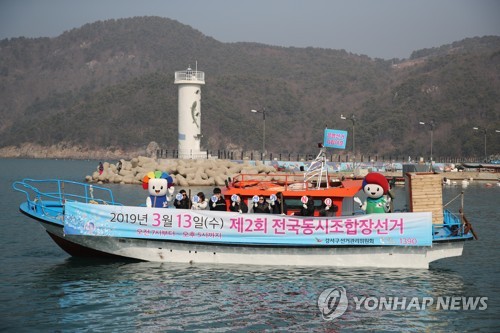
[0,0,499,59]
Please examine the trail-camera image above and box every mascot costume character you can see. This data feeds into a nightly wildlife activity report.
[142,171,174,208]
[354,172,391,214]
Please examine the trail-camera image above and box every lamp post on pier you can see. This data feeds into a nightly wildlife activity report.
[473,127,500,162]
[419,120,436,162]
[340,114,356,159]
[251,108,267,158]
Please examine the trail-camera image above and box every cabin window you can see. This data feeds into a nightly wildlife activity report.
[284,198,323,210]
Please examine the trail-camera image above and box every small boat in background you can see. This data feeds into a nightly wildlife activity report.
[461,162,500,171]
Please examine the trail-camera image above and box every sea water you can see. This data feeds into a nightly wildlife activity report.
[0,159,498,332]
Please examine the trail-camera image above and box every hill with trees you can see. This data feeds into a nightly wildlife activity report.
[0,16,499,160]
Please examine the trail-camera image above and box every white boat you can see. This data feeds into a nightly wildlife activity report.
[13,155,475,269]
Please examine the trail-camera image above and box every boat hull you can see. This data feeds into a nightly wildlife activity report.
[25,209,468,269]
[62,235,466,269]
[19,206,131,259]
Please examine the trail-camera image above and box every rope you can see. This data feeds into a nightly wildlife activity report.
[443,192,462,208]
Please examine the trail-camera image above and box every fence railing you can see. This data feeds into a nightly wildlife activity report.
[156,149,486,164]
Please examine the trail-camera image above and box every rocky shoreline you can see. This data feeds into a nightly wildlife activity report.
[86,156,279,187]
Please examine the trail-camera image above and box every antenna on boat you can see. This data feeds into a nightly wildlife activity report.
[303,143,330,189]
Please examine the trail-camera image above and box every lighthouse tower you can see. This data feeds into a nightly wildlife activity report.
[174,65,205,159]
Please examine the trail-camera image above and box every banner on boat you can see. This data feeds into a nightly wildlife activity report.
[64,202,432,246]
[323,128,348,149]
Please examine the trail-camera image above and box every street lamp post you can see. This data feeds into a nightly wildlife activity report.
[419,120,436,162]
[472,127,488,161]
[472,127,500,162]
[251,108,266,158]
[340,114,356,158]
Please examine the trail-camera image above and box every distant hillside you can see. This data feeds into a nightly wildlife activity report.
[1,16,499,159]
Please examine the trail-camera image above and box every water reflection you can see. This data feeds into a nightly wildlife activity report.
[24,258,489,331]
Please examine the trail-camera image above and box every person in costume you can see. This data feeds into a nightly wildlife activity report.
[142,171,174,208]
[354,172,391,214]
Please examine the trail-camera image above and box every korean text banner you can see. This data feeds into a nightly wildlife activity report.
[64,202,432,246]
[323,128,348,149]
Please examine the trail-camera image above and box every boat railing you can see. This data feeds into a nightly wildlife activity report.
[231,173,313,191]
[231,172,344,191]
[12,179,119,207]
[304,147,330,189]
[432,209,470,240]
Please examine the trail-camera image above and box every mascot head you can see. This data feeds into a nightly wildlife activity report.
[362,172,389,199]
[142,171,174,197]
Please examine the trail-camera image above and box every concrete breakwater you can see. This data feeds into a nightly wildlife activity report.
[86,156,500,186]
[86,156,278,186]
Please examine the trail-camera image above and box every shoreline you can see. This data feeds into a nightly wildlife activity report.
[376,171,499,182]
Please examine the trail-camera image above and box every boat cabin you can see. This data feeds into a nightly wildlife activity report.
[223,172,363,216]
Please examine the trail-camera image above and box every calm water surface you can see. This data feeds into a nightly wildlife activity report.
[1,159,499,332]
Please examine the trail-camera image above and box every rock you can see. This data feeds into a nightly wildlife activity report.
[177,166,198,177]
[122,160,133,171]
[175,174,189,187]
[131,158,139,168]
[122,175,135,184]
[86,156,299,186]
[241,167,259,175]
[214,175,226,186]
[227,165,244,174]
[119,169,132,177]
[138,156,156,167]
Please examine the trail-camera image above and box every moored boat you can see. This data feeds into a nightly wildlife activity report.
[12,151,475,268]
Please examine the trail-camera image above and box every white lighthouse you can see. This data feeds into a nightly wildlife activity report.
[174,65,205,159]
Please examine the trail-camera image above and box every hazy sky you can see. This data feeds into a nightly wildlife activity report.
[1,0,499,59]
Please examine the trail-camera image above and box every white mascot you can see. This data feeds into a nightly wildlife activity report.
[142,171,175,208]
